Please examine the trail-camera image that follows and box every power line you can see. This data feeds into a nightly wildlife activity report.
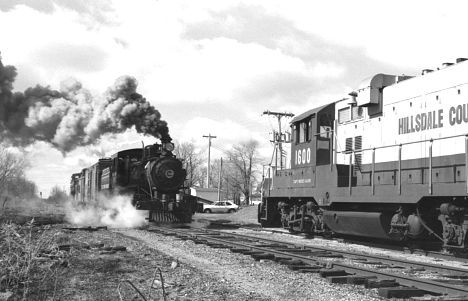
[262,110,294,169]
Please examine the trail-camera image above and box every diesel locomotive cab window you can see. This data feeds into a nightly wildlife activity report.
[316,112,332,165]
[299,121,307,143]
[293,125,297,143]
[296,118,312,144]
[308,120,313,141]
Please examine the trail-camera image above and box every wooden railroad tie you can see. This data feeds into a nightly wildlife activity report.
[327,275,377,284]
[365,279,399,289]
[378,286,428,299]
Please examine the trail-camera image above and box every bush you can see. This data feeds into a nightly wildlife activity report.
[0,221,65,299]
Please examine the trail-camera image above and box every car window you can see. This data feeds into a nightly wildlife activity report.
[226,202,232,205]
[217,202,224,206]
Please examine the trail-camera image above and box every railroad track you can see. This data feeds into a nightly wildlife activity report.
[149,225,468,300]
[208,221,468,264]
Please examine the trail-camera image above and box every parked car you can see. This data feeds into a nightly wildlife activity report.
[203,201,239,213]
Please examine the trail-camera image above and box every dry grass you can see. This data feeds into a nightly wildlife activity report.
[0,221,66,300]
[0,197,66,225]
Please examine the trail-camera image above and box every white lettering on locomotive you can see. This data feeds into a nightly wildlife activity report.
[295,147,311,165]
[398,104,468,135]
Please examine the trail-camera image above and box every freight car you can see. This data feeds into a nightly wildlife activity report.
[259,58,468,251]
[70,141,196,223]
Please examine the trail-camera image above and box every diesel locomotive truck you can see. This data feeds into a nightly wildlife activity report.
[70,140,197,223]
[259,58,468,250]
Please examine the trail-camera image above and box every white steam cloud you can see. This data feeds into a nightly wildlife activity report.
[66,194,147,228]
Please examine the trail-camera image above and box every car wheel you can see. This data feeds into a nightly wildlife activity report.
[228,209,236,213]
[204,209,211,213]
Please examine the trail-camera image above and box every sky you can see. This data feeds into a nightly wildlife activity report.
[2,0,468,196]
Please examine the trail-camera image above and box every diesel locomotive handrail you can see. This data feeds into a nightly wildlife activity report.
[336,132,468,195]
[276,131,468,195]
[338,132,468,154]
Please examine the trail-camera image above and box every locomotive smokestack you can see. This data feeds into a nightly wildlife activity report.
[0,54,171,152]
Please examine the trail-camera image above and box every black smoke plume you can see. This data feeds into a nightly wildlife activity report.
[0,54,171,152]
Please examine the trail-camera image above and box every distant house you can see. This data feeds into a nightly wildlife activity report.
[190,187,224,212]
[190,187,221,204]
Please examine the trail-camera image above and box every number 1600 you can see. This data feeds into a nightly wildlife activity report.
[295,148,311,165]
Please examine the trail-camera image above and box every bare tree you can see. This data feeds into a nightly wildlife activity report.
[0,146,28,197]
[209,158,232,202]
[5,177,37,199]
[224,140,262,205]
[221,164,243,204]
[174,140,204,188]
[48,185,68,202]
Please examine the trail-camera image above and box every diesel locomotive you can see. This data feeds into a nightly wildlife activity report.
[70,140,196,223]
[259,58,468,250]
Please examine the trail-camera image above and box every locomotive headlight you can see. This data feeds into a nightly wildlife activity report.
[163,142,174,152]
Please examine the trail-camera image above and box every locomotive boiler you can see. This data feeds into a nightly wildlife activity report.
[259,58,468,251]
[70,140,196,223]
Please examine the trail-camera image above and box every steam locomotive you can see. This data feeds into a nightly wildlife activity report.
[70,141,196,223]
[259,58,468,251]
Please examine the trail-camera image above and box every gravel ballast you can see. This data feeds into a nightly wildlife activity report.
[117,228,383,301]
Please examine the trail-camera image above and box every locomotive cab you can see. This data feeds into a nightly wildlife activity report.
[269,104,335,197]
[260,103,335,232]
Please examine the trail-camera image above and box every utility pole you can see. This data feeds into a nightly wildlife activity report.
[203,133,217,188]
[217,157,223,202]
[262,110,294,169]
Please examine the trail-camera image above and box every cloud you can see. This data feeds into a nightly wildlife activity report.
[182,4,348,66]
[0,0,55,13]
[144,37,316,105]
[0,0,114,25]
[182,4,295,49]
[180,116,263,146]
[237,71,319,106]
[33,43,109,72]
[180,3,400,108]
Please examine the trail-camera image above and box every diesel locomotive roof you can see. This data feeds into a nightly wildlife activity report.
[291,103,334,124]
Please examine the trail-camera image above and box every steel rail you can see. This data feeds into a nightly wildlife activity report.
[161,227,468,275]
[241,224,468,264]
[208,229,468,275]
[153,227,468,296]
